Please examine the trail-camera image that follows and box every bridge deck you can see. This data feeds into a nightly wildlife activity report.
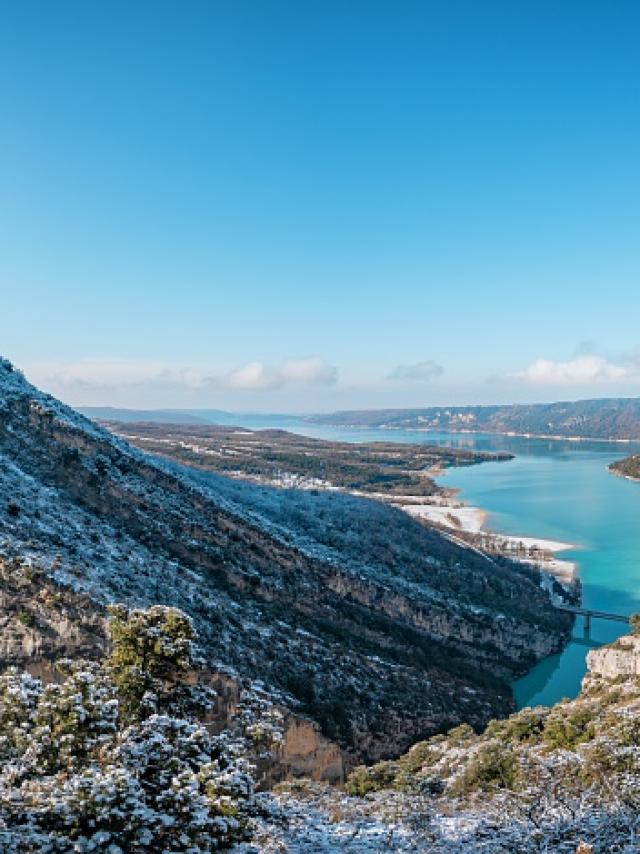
[554,604,629,624]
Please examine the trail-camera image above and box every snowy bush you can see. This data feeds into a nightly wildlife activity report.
[105,604,208,723]
[0,606,255,851]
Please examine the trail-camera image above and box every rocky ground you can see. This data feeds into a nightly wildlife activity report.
[238,632,640,852]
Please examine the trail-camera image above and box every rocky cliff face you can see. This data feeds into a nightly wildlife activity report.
[0,358,572,764]
[585,632,640,682]
[0,552,107,666]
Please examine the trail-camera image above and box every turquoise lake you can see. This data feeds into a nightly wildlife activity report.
[425,433,640,707]
[202,412,640,708]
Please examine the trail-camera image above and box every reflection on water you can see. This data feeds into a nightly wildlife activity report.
[513,635,605,708]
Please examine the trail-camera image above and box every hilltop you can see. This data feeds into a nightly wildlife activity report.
[0,357,570,771]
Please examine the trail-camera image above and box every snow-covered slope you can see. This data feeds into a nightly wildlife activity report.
[0,358,571,764]
[247,630,640,852]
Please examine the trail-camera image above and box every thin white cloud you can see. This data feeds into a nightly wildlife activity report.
[279,357,338,385]
[225,357,338,390]
[512,355,632,386]
[26,359,206,392]
[388,360,444,382]
[224,361,272,390]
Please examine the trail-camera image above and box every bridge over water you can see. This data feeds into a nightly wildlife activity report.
[554,604,630,633]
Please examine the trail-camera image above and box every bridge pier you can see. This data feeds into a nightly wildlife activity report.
[584,612,591,635]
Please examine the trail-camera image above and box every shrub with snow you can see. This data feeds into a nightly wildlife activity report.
[0,606,255,852]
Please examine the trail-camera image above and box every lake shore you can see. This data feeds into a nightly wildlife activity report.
[384,493,578,588]
[318,422,637,445]
[609,467,640,484]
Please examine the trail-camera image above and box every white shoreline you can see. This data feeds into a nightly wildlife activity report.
[392,498,578,586]
[401,503,487,534]
[396,500,575,552]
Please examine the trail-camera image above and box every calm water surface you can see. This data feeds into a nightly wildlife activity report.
[210,414,640,708]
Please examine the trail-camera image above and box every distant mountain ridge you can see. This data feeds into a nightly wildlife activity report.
[308,397,640,440]
[79,406,214,424]
[79,407,307,429]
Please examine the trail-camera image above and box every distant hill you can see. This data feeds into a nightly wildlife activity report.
[308,397,640,440]
[79,406,213,425]
[80,407,306,429]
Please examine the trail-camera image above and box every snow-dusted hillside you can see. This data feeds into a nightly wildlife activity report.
[0,358,571,765]
[244,632,640,852]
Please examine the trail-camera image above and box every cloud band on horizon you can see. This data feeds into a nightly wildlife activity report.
[511,354,635,386]
[24,356,339,395]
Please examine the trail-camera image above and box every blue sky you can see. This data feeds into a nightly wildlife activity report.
[2,1,640,411]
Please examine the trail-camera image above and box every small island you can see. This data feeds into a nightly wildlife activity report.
[610,454,640,481]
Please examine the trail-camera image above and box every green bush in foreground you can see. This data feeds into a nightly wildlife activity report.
[450,741,519,795]
[0,605,254,852]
